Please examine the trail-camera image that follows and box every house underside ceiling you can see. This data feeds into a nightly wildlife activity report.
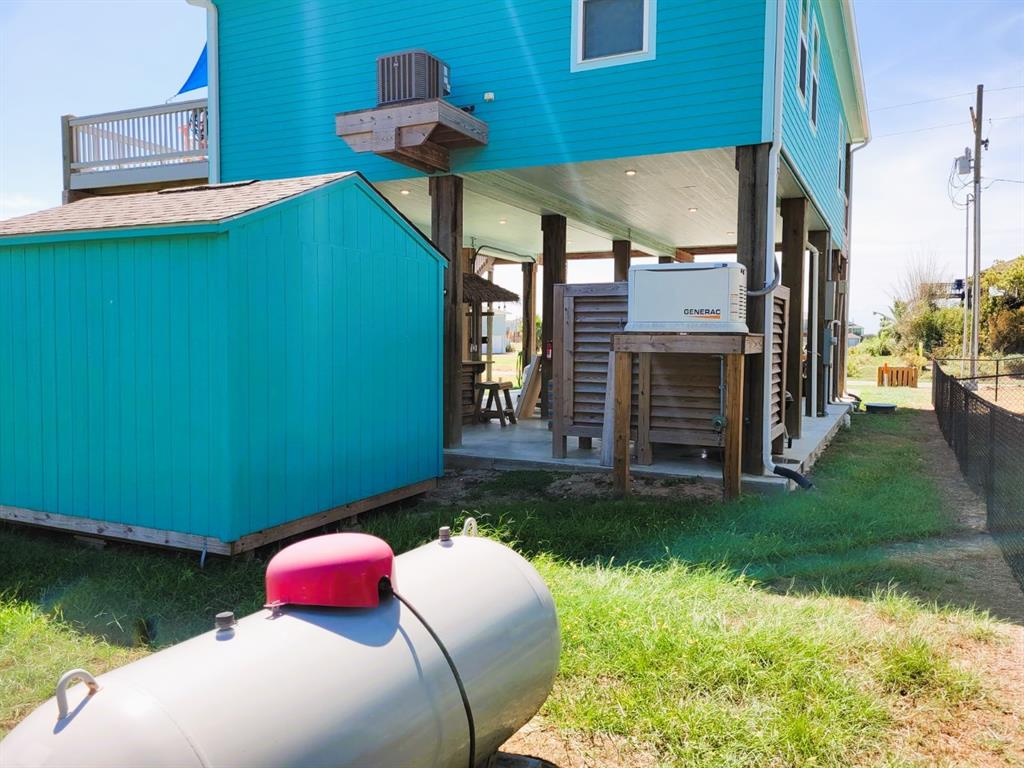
[374,148,828,260]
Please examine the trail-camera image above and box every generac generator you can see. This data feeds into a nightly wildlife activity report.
[625,262,748,333]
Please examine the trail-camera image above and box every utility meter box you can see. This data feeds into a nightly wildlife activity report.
[625,262,748,333]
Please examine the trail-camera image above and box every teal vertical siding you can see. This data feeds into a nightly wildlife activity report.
[216,0,770,183]
[0,176,444,543]
[223,181,443,539]
[0,234,235,540]
[781,0,848,247]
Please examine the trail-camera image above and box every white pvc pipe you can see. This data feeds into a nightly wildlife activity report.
[186,0,220,183]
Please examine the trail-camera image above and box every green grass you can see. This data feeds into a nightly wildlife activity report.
[0,399,1008,764]
[0,600,142,732]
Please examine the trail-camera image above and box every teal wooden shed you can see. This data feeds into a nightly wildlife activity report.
[0,174,444,554]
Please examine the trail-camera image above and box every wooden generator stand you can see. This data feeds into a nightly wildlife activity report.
[610,333,764,500]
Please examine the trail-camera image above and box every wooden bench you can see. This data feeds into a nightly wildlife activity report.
[474,381,517,426]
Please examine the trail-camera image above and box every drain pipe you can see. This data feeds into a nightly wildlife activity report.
[186,0,220,184]
[757,0,798,485]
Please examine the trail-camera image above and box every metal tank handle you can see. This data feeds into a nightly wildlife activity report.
[461,517,478,537]
[55,669,99,720]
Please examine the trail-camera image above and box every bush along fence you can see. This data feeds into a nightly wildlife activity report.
[933,360,1024,590]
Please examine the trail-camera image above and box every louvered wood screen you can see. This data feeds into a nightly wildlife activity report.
[552,283,790,456]
[770,286,790,440]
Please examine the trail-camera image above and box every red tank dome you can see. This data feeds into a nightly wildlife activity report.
[265,533,395,609]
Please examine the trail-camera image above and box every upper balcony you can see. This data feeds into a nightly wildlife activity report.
[61,99,209,201]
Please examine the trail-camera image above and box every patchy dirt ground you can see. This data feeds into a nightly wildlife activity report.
[501,721,658,768]
[880,405,1024,625]
[881,621,1024,768]
[423,467,721,507]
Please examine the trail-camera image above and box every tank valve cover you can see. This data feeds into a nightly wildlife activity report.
[265,533,395,609]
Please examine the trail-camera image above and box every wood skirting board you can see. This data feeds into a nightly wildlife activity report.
[0,478,437,556]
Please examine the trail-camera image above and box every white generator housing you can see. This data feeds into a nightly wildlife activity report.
[625,262,748,333]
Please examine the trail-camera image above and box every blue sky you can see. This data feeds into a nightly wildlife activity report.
[1,0,1021,334]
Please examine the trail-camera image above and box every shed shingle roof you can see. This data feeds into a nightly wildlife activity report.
[0,173,354,238]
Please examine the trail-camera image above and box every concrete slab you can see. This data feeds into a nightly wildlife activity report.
[445,403,852,494]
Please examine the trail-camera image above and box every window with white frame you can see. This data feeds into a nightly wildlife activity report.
[798,0,809,99]
[810,20,820,126]
[572,0,656,71]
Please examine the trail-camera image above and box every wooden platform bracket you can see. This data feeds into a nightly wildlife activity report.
[336,99,488,174]
[610,333,763,501]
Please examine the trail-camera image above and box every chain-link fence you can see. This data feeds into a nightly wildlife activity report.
[934,357,1024,414]
[933,360,1024,589]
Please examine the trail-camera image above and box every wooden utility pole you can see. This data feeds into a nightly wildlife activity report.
[969,84,984,376]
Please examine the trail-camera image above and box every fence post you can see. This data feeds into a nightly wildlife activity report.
[960,385,968,469]
[994,359,1000,402]
[986,403,995,507]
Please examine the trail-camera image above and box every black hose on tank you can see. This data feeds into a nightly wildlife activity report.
[381,579,476,768]
[773,465,814,490]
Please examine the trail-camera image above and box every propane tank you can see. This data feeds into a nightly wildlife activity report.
[1,527,560,768]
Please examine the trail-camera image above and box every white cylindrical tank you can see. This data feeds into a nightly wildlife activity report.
[1,533,560,768]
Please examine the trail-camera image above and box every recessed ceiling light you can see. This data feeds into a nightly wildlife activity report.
[624,169,638,177]
[688,207,698,213]
[399,189,411,196]
[726,230,735,236]
[498,219,508,225]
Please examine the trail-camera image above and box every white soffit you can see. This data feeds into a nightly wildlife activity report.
[375,147,745,256]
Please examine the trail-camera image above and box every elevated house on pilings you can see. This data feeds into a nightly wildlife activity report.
[30,0,869,501]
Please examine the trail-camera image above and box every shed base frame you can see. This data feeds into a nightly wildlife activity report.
[0,478,438,555]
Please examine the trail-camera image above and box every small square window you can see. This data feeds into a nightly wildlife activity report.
[584,0,645,59]
[572,0,656,71]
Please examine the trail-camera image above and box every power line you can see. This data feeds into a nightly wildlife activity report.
[874,113,1024,139]
[983,178,1024,189]
[870,84,1024,112]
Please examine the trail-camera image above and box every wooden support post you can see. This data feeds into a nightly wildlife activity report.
[612,350,632,495]
[541,214,567,418]
[636,352,653,464]
[809,230,830,416]
[735,144,771,474]
[781,197,807,440]
[551,284,568,457]
[612,239,631,282]
[430,175,464,448]
[834,251,849,397]
[60,115,74,204]
[723,353,745,501]
[521,261,536,368]
[831,250,847,397]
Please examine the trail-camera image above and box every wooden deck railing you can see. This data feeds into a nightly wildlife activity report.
[62,99,208,191]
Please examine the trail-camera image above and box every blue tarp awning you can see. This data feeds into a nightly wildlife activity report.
[177,44,208,95]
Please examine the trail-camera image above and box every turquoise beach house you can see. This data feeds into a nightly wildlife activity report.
[0,0,868,548]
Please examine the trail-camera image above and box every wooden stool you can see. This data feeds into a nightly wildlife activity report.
[474,381,517,426]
